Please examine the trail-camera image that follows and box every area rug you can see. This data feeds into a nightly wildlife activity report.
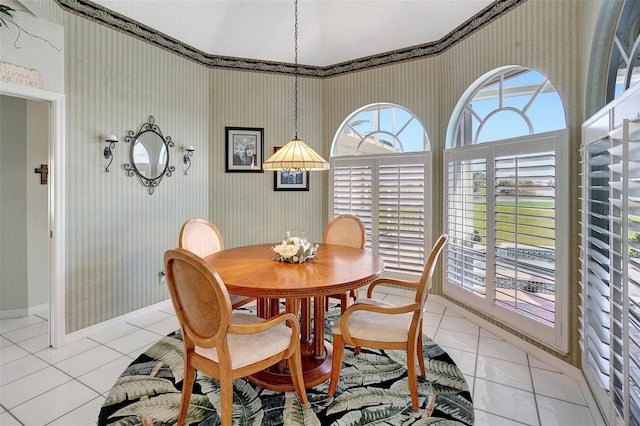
[98,308,473,425]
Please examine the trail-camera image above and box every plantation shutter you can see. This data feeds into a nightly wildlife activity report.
[331,153,431,276]
[378,157,427,273]
[581,84,640,424]
[445,151,488,297]
[493,149,557,327]
[608,120,640,419]
[581,134,612,390]
[331,161,374,249]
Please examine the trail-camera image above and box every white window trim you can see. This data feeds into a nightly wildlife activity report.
[443,130,570,353]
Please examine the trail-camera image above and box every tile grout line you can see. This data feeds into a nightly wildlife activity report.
[472,319,480,401]
[527,353,543,426]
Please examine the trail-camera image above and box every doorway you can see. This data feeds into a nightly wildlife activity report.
[0,84,65,348]
[0,94,50,343]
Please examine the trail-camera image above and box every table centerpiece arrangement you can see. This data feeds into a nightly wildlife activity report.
[272,232,318,263]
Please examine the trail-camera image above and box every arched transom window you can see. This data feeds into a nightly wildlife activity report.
[332,103,430,156]
[449,67,566,148]
[608,0,640,101]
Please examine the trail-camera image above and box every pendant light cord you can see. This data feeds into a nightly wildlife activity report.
[294,0,299,139]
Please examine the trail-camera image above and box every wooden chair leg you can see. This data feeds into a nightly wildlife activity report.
[406,339,420,411]
[178,358,195,426]
[287,345,309,405]
[328,334,344,396]
[417,332,426,378]
[220,377,233,426]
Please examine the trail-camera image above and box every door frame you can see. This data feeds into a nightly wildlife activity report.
[1,82,65,348]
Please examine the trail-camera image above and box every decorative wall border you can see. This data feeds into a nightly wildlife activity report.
[56,0,527,78]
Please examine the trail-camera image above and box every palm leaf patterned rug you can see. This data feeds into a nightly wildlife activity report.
[98,307,473,425]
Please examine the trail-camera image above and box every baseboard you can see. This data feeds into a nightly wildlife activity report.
[0,307,28,319]
[57,299,173,347]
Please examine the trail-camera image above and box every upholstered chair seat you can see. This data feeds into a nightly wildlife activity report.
[195,313,293,369]
[331,298,413,343]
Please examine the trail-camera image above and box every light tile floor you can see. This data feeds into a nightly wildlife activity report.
[0,288,605,426]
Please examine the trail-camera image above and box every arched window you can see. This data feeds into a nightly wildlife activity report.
[607,1,640,102]
[448,66,566,148]
[444,66,569,353]
[332,103,430,155]
[330,103,431,277]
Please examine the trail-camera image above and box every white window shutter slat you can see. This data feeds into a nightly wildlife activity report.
[331,154,431,276]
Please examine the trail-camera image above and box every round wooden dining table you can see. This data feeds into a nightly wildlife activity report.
[204,243,384,391]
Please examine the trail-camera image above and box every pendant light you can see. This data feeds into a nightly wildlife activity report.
[263,0,329,172]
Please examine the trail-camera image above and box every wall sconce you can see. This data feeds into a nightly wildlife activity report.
[183,145,195,175]
[104,134,118,172]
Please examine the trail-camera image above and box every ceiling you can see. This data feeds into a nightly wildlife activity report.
[90,0,495,67]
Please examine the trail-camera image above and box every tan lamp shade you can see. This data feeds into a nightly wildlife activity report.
[263,138,329,172]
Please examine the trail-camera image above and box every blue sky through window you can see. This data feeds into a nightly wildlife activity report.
[337,103,428,155]
[470,69,566,143]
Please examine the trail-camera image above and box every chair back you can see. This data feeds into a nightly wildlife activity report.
[164,248,232,349]
[415,234,449,310]
[179,218,224,258]
[323,214,365,249]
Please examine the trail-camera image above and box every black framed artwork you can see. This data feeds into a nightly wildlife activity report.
[273,146,309,191]
[225,127,264,172]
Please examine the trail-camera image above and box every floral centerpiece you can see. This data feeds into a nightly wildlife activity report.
[272,235,318,263]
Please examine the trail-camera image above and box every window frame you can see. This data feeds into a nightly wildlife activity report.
[443,130,570,353]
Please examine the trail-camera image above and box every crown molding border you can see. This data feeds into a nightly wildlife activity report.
[55,0,527,78]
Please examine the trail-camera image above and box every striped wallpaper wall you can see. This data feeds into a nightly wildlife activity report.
[207,69,326,249]
[63,12,209,332]
[54,0,604,367]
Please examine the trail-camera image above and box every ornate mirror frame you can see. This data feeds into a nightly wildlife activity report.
[123,115,175,194]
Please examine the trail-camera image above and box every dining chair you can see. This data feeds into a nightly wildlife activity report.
[164,248,309,426]
[323,214,366,312]
[179,218,254,309]
[327,234,449,411]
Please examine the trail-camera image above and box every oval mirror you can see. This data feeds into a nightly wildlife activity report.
[132,131,168,180]
[124,116,175,194]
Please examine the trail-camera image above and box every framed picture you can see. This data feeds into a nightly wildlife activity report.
[273,146,309,191]
[225,127,264,172]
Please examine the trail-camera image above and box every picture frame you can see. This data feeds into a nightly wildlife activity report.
[273,146,309,191]
[225,127,264,172]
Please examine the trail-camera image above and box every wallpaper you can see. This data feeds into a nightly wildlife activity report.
[62,11,209,332]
